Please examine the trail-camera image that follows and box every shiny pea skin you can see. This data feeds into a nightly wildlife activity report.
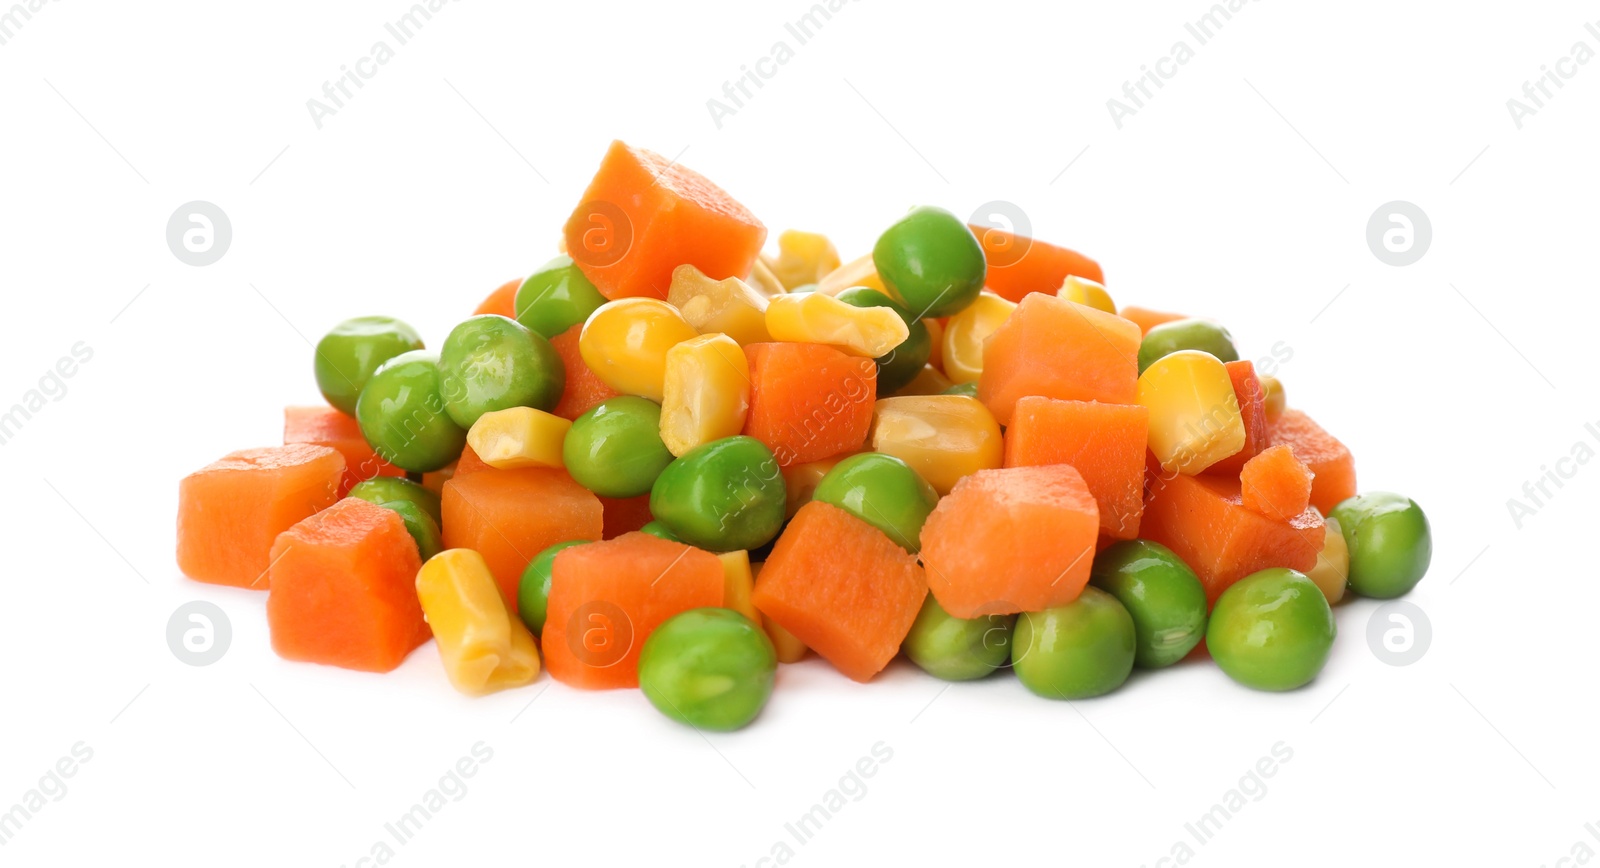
[1329,492,1431,599]
[650,436,786,552]
[376,499,443,561]
[903,595,1013,681]
[346,477,442,525]
[942,381,979,399]
[518,540,588,636]
[638,608,777,731]
[515,255,609,339]
[1090,540,1207,669]
[437,315,565,428]
[872,206,987,319]
[638,520,682,542]
[835,287,931,394]
[812,452,938,553]
[1137,318,1239,374]
[1207,568,1335,691]
[314,316,425,416]
[562,397,674,498]
[354,350,467,473]
[1012,587,1136,699]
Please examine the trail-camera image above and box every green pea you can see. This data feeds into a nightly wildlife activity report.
[514,255,609,339]
[942,381,979,398]
[1329,492,1431,599]
[563,397,674,498]
[1207,568,1335,691]
[638,608,777,731]
[437,315,564,428]
[902,595,1013,681]
[812,452,938,553]
[835,287,932,394]
[872,206,986,319]
[355,350,467,473]
[518,540,588,637]
[375,499,442,561]
[314,316,425,416]
[346,477,442,525]
[650,436,786,552]
[1090,540,1208,669]
[638,520,682,542]
[1137,318,1239,374]
[1011,587,1136,700]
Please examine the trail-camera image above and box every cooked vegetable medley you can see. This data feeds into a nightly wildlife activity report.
[175,140,1432,729]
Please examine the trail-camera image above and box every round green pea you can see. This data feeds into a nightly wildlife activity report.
[650,436,786,552]
[346,477,442,525]
[835,287,931,394]
[1137,318,1239,374]
[514,255,609,339]
[563,397,674,498]
[903,595,1013,681]
[638,608,777,732]
[1090,540,1208,669]
[355,351,467,473]
[314,316,425,416]
[942,381,979,398]
[638,520,682,542]
[375,499,442,561]
[1012,587,1136,700]
[518,540,588,637]
[1207,568,1335,691]
[437,315,564,429]
[872,206,986,319]
[1329,492,1431,599]
[812,452,938,553]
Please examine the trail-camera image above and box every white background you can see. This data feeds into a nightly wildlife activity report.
[1,0,1594,865]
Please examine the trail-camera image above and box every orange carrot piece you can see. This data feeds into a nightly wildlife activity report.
[441,467,602,609]
[1003,397,1148,540]
[978,293,1140,426]
[742,342,877,467]
[968,224,1103,303]
[1267,409,1357,514]
[473,277,523,318]
[1205,360,1269,476]
[283,405,403,496]
[550,323,620,422]
[1118,305,1187,336]
[1239,445,1314,520]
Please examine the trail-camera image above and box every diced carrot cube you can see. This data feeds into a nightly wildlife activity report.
[1267,409,1357,514]
[177,444,345,589]
[266,498,429,672]
[742,342,877,467]
[978,294,1140,426]
[1004,397,1148,540]
[599,493,654,539]
[1204,361,1269,476]
[473,277,523,318]
[550,323,619,421]
[441,467,602,610]
[283,405,403,496]
[968,225,1103,303]
[1118,305,1187,336]
[1239,445,1314,520]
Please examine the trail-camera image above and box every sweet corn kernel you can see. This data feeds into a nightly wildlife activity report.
[870,395,1003,495]
[780,455,845,519]
[415,549,540,696]
[1057,276,1116,313]
[1260,375,1286,422]
[580,297,699,401]
[1137,349,1246,475]
[1306,514,1349,604]
[765,291,910,358]
[891,364,954,398]
[466,406,570,470]
[667,264,771,345]
[941,291,1017,384]
[748,258,787,298]
[768,229,842,290]
[660,333,751,457]
[816,252,887,296]
[717,550,762,623]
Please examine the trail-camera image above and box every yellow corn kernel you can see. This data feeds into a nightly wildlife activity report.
[748,257,787,298]
[769,229,842,290]
[891,364,954,398]
[1057,275,1116,313]
[717,550,762,623]
[1260,375,1286,422]
[765,291,909,358]
[780,455,845,519]
[752,562,808,663]
[1307,514,1349,604]
[816,252,887,296]
[660,333,751,457]
[941,291,1017,384]
[870,395,1002,495]
[667,264,772,345]
[416,549,540,696]
[466,406,570,470]
[579,297,699,401]
[1137,349,1246,475]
